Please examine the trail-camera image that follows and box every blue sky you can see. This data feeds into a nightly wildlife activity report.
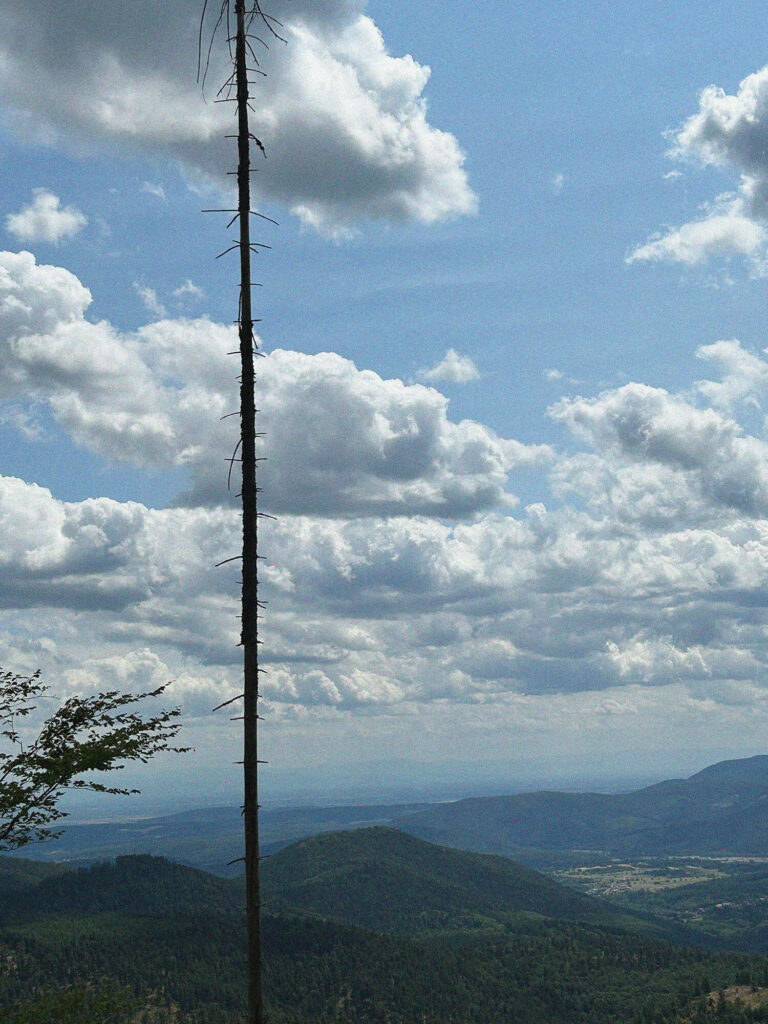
[4,1,768,812]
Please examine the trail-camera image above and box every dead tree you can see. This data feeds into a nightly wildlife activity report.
[200,4,281,1022]
[236,3,264,1021]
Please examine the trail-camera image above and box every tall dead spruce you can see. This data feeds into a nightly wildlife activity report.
[199,3,281,1022]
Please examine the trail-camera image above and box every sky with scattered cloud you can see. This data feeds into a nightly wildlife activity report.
[4,2,768,811]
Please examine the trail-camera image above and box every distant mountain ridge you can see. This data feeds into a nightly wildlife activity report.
[393,754,768,858]
[23,800,428,874]
[14,754,768,872]
[691,755,768,779]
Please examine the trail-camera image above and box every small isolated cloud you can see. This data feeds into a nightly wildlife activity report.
[141,181,167,201]
[419,348,480,385]
[544,367,582,388]
[173,279,204,303]
[5,189,87,244]
[133,282,166,319]
[94,215,111,240]
[628,205,766,266]
[551,172,565,196]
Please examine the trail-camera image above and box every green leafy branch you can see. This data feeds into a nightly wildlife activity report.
[0,667,190,851]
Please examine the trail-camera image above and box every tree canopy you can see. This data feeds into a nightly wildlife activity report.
[0,667,188,850]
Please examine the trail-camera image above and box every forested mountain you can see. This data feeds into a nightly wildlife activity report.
[394,756,768,858]
[3,832,768,1023]
[0,854,241,920]
[0,855,67,894]
[10,760,768,1021]
[0,829,662,936]
[261,826,676,939]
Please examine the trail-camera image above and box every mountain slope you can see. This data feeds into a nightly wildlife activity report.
[2,830,656,938]
[394,755,768,858]
[261,826,671,938]
[609,862,768,953]
[0,853,241,922]
[0,854,69,892]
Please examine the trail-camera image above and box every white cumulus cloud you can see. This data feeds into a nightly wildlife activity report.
[695,338,768,411]
[551,382,768,523]
[419,348,480,385]
[0,0,476,234]
[7,258,768,765]
[5,189,87,244]
[630,64,768,271]
[0,251,545,517]
[628,205,765,266]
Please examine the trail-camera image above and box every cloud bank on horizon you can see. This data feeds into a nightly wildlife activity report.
[0,0,476,235]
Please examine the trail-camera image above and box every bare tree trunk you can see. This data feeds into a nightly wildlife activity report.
[235,1,263,1021]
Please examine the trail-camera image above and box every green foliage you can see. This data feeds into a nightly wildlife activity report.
[0,668,188,851]
[8,981,137,1024]
[0,852,69,891]
[0,854,242,921]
